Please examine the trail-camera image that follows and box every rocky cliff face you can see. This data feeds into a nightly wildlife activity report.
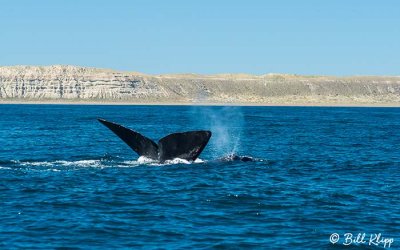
[0,66,166,101]
[1,65,400,104]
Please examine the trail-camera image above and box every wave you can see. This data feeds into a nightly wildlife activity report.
[136,156,204,166]
[0,153,262,171]
[1,157,206,170]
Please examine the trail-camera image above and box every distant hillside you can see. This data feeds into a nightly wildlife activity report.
[1,65,399,105]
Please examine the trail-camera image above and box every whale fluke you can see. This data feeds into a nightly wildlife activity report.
[98,119,159,159]
[98,119,211,162]
[158,131,212,161]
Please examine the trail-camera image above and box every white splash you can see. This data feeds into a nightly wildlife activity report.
[137,156,157,164]
[9,155,205,170]
[55,160,102,167]
[194,158,204,163]
[164,158,191,165]
[17,159,103,168]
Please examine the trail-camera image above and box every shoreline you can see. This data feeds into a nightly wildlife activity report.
[1,100,399,107]
[2,65,400,108]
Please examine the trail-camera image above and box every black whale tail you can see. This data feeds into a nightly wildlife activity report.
[98,119,211,162]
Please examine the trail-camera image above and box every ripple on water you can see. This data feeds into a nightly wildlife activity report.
[0,105,399,248]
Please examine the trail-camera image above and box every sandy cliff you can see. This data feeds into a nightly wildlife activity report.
[1,65,400,105]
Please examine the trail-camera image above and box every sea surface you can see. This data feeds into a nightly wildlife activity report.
[0,105,399,249]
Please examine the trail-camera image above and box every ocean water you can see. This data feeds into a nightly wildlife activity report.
[0,104,399,249]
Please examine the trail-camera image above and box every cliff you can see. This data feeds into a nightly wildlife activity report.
[1,65,400,105]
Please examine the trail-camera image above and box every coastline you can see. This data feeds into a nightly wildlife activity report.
[1,66,400,108]
[1,99,399,107]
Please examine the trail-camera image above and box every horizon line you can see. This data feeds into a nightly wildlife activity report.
[1,64,399,78]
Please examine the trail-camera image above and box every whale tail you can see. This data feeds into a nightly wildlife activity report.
[98,119,211,162]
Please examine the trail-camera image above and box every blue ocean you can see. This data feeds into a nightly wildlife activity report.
[0,105,399,249]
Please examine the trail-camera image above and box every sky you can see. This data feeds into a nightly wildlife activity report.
[1,0,399,75]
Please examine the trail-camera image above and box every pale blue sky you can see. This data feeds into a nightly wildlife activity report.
[1,0,399,75]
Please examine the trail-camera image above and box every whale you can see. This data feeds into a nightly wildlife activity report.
[98,119,212,162]
[219,154,255,162]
